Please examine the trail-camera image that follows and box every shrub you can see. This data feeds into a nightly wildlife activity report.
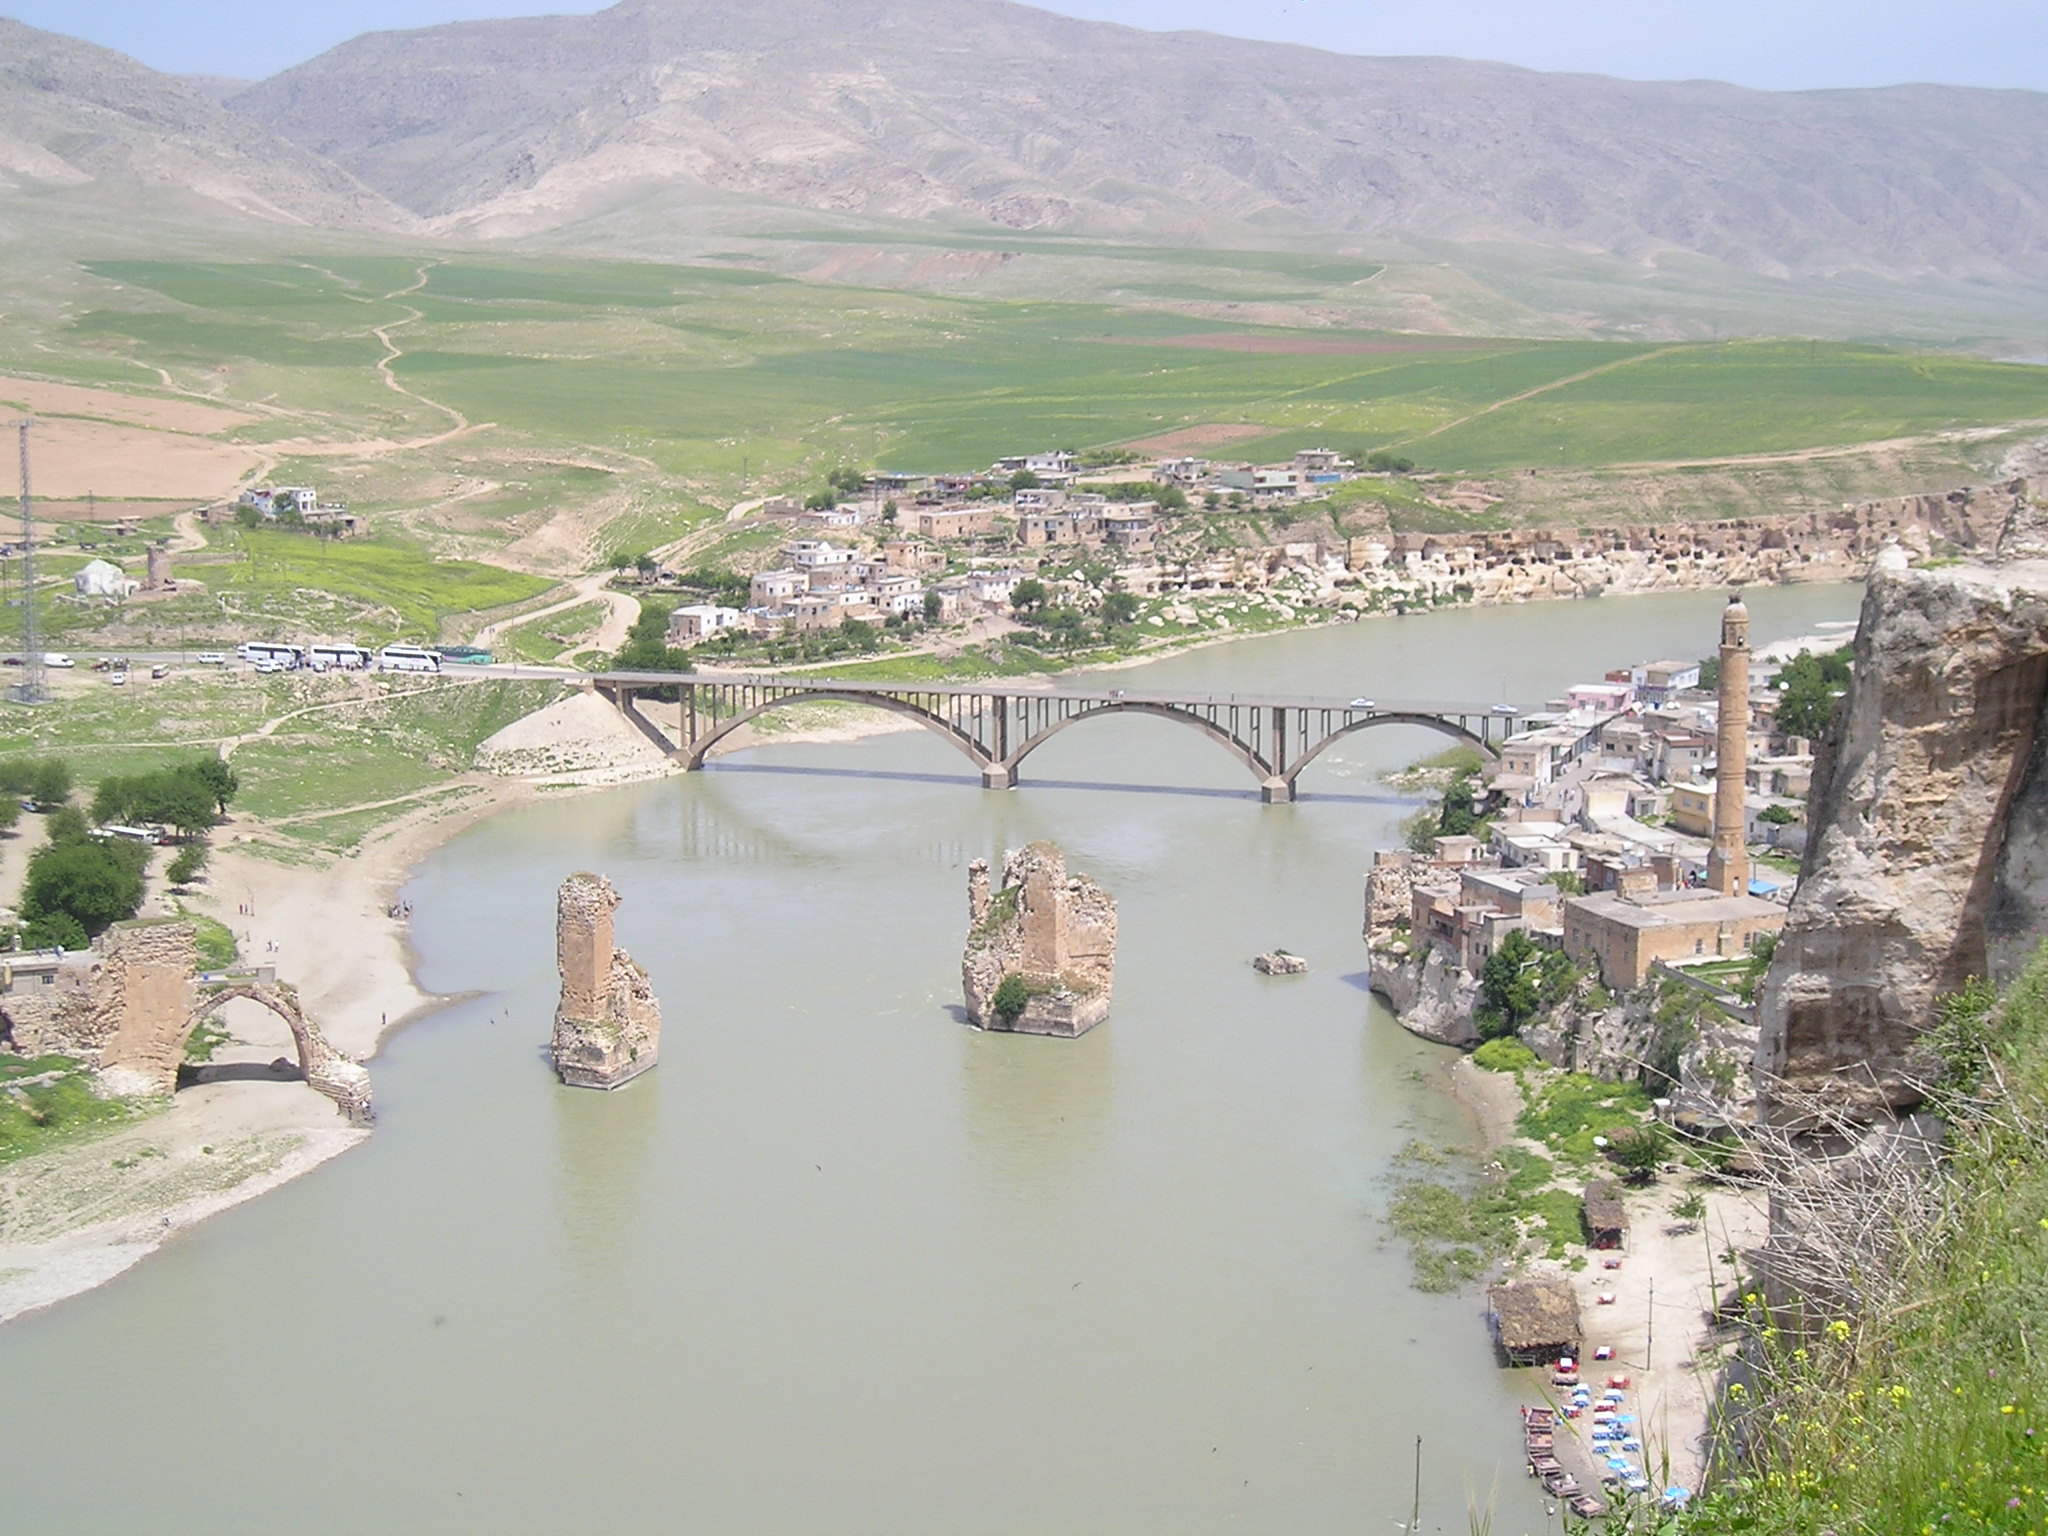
[166,843,209,887]
[992,973,1030,1024]
[1472,1037,1538,1073]
[1606,1124,1667,1184]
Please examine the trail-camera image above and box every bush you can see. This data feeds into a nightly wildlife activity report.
[166,843,208,887]
[1472,1037,1539,1073]
[992,973,1030,1024]
[1605,1124,1667,1183]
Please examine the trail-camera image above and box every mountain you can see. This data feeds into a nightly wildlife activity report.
[0,18,409,230]
[225,0,2048,283]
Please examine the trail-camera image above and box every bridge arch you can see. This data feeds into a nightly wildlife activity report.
[1000,701,1272,790]
[183,984,373,1124]
[1278,712,1500,795]
[684,690,993,774]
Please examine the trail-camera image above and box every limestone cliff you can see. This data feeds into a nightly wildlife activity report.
[551,872,662,1089]
[1758,535,2048,1121]
[961,843,1116,1038]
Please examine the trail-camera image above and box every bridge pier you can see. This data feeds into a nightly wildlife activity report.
[1260,777,1295,805]
[981,762,1016,791]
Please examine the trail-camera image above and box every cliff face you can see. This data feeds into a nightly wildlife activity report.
[962,843,1116,1038]
[1759,520,2048,1121]
[551,872,663,1089]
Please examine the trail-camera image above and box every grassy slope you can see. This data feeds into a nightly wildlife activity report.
[1684,954,2048,1535]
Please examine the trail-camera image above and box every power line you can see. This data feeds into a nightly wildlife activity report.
[12,419,45,707]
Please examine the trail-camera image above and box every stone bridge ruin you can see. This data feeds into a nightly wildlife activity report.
[0,918,372,1123]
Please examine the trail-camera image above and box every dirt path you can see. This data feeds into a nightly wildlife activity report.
[472,571,639,653]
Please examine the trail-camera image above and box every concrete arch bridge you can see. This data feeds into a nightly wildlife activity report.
[594,671,1525,803]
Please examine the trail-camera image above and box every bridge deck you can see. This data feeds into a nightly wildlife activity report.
[592,668,1519,718]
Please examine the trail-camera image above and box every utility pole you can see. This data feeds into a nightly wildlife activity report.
[1646,1275,1655,1373]
[13,419,45,706]
[1410,1434,1422,1533]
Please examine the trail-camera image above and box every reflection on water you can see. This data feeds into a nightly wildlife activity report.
[0,584,1862,1535]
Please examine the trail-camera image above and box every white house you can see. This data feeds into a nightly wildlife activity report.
[73,559,138,600]
[667,605,744,644]
[782,539,858,572]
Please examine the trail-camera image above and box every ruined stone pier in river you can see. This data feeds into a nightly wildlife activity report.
[551,872,662,1089]
[961,843,1117,1037]
[594,671,1523,803]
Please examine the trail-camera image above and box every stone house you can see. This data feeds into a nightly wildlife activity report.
[1561,879,1785,991]
[915,507,993,539]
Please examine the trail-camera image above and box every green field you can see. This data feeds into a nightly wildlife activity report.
[53,254,2048,513]
[208,531,554,643]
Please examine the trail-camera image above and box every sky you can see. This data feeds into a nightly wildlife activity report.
[8,0,2044,91]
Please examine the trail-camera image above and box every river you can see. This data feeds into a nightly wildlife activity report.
[1,583,1861,1535]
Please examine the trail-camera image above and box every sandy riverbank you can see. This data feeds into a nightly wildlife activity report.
[1447,1054,1766,1490]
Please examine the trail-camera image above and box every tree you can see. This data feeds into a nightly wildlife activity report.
[22,840,145,936]
[1009,578,1048,614]
[1008,469,1041,492]
[1155,485,1189,512]
[28,758,71,807]
[1697,656,1721,691]
[22,910,87,951]
[1774,646,1854,741]
[1477,929,1544,1039]
[922,590,943,624]
[634,553,659,579]
[992,973,1030,1025]
[1101,591,1140,625]
[1436,771,1481,839]
[191,758,240,816]
[0,795,20,834]
[1365,449,1417,474]
[613,603,693,675]
[1760,803,1799,826]
[1606,1125,1667,1184]
[167,843,209,887]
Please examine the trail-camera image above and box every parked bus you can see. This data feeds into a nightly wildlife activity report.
[308,643,375,671]
[239,641,303,669]
[378,644,442,674]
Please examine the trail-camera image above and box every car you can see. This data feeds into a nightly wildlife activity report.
[1349,697,1376,709]
[1492,703,1518,715]
[0,656,20,667]
[194,652,227,665]
[108,672,127,686]
[253,659,282,674]
[150,664,168,680]
[41,653,74,668]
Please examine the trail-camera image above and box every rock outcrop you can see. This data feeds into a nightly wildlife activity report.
[961,843,1116,1037]
[1253,952,1308,975]
[551,872,662,1088]
[1759,522,2048,1122]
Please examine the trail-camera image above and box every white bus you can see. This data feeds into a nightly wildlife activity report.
[378,644,442,674]
[308,643,375,671]
[239,641,303,669]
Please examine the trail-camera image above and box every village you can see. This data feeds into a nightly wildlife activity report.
[1359,591,1857,1512]
[640,446,2021,663]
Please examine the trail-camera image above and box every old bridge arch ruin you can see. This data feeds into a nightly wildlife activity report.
[0,919,371,1124]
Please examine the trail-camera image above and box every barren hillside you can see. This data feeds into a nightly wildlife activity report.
[226,0,2048,281]
[0,19,411,231]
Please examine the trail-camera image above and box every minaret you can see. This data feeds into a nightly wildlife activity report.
[1707,591,1750,897]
